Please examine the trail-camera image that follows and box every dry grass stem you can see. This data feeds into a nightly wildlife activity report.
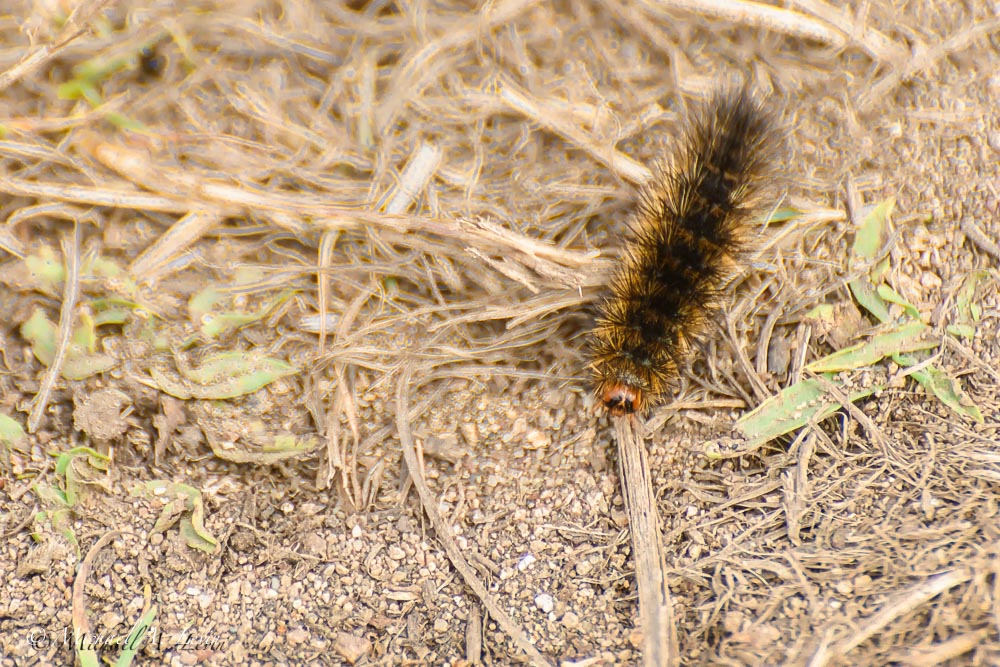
[641,0,847,49]
[788,0,908,62]
[396,365,553,667]
[859,17,1000,111]
[809,567,976,667]
[129,210,222,281]
[615,418,678,667]
[27,223,81,433]
[497,76,653,186]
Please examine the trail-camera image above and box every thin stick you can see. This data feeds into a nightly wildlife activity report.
[615,418,678,667]
[72,531,124,652]
[28,222,81,433]
[807,567,974,667]
[395,364,553,667]
[859,18,1000,112]
[641,0,847,49]
[961,215,1000,261]
[497,76,653,186]
[383,142,442,215]
[788,0,907,62]
[129,209,222,281]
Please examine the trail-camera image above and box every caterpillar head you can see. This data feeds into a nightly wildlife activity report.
[601,382,643,417]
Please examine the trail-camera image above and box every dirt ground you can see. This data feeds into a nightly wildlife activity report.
[1,1,999,665]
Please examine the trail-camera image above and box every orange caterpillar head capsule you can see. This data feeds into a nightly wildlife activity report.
[601,383,643,417]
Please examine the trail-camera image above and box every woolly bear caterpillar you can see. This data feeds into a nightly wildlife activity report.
[590,86,780,416]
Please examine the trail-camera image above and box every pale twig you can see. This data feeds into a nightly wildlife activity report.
[898,629,990,667]
[395,364,553,667]
[859,18,1000,112]
[3,203,98,259]
[383,142,443,215]
[317,230,340,352]
[72,531,124,651]
[375,0,538,132]
[788,0,908,62]
[640,0,847,49]
[960,216,1000,261]
[496,76,652,185]
[614,417,678,667]
[807,567,974,667]
[129,210,223,281]
[28,223,81,433]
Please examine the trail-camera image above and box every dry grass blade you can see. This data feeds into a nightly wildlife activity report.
[961,215,1000,261]
[788,0,908,62]
[383,142,443,215]
[0,177,193,213]
[375,0,538,132]
[129,210,222,281]
[28,223,81,433]
[71,530,123,653]
[859,17,1000,111]
[640,0,847,48]
[614,418,678,667]
[317,230,340,351]
[395,363,553,667]
[496,76,652,186]
[808,567,975,667]
[0,0,112,93]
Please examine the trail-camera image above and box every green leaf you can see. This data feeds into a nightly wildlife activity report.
[807,321,935,373]
[53,447,109,507]
[22,309,57,364]
[140,481,218,553]
[50,507,79,552]
[188,287,223,319]
[764,207,803,224]
[848,276,892,324]
[736,376,879,447]
[852,198,894,262]
[803,303,834,322]
[151,351,298,400]
[192,289,296,339]
[876,284,922,320]
[908,365,984,424]
[0,414,27,452]
[115,604,157,667]
[950,270,989,338]
[24,246,66,290]
[61,354,118,381]
[20,309,118,379]
[945,324,976,339]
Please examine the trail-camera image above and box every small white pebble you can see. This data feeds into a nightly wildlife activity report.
[517,553,536,571]
[534,593,555,613]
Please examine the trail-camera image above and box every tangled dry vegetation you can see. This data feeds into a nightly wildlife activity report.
[1,1,1000,665]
